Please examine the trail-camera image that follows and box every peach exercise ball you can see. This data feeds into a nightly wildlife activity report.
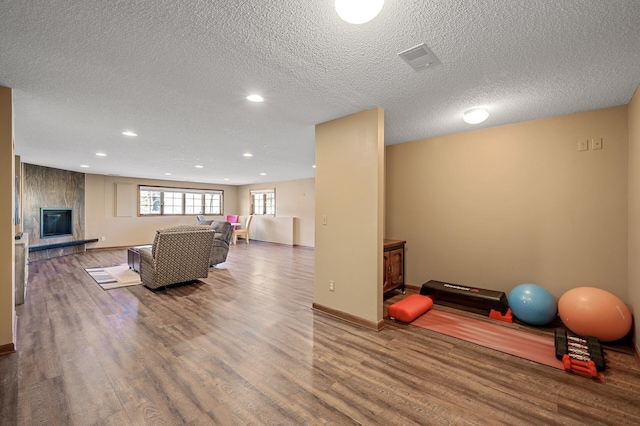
[558,287,632,342]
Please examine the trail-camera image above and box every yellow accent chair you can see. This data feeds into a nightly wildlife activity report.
[233,215,253,245]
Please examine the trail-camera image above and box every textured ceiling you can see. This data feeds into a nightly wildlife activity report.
[1,1,639,185]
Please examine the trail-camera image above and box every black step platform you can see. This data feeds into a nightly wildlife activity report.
[419,280,509,315]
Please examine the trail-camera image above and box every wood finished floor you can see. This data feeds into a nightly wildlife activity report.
[2,242,640,425]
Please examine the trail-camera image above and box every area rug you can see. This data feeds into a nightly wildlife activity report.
[410,308,606,381]
[411,309,564,369]
[415,309,607,382]
[85,264,142,290]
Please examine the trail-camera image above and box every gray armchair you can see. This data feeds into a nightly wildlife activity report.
[139,225,215,289]
[197,219,233,266]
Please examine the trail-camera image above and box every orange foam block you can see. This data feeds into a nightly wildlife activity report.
[388,294,434,323]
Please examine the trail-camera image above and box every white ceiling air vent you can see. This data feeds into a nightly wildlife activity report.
[398,43,440,71]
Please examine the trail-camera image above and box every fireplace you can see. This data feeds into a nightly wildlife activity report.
[41,208,73,238]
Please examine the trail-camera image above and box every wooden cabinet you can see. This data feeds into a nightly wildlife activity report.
[383,239,405,294]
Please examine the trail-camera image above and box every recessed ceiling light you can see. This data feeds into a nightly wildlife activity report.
[260,172,267,176]
[122,131,138,137]
[335,0,384,24]
[80,165,89,168]
[463,108,489,124]
[224,178,229,181]
[312,165,316,168]
[246,94,264,103]
[243,153,253,157]
[164,172,172,176]
[195,165,203,169]
[95,152,107,157]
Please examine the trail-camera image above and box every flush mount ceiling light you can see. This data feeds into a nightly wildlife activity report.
[122,131,138,137]
[243,153,253,157]
[195,165,203,168]
[463,108,489,124]
[95,152,107,157]
[246,94,264,102]
[335,0,384,24]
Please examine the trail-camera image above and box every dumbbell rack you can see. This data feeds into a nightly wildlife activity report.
[554,329,605,379]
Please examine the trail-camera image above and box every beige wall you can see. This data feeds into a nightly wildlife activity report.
[629,86,640,351]
[85,174,239,248]
[0,86,15,349]
[237,178,315,247]
[386,106,629,302]
[314,108,385,325]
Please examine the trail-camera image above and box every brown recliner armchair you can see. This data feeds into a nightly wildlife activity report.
[139,225,215,289]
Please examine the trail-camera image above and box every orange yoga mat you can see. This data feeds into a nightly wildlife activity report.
[411,309,565,369]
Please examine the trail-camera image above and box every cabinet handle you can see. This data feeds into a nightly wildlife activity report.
[388,266,392,273]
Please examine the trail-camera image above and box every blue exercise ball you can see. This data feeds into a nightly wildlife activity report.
[508,284,558,326]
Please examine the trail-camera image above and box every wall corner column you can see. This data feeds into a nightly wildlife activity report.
[0,86,16,354]
[313,107,385,328]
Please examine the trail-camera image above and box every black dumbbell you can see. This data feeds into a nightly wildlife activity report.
[563,332,606,372]
[582,337,605,371]
[568,347,590,357]
[568,345,605,371]
[554,329,568,359]
[587,339,604,359]
[555,340,568,360]
[556,344,567,360]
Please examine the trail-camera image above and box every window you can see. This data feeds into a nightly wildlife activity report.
[140,188,161,215]
[139,185,223,216]
[184,193,203,215]
[204,193,221,215]
[163,191,183,215]
[250,189,275,215]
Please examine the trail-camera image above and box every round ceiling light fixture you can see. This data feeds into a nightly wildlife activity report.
[335,0,384,24]
[463,108,489,124]
[246,94,264,103]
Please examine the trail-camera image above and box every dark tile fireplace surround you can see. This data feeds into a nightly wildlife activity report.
[22,163,89,261]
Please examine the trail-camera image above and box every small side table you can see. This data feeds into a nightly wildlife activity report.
[127,245,151,272]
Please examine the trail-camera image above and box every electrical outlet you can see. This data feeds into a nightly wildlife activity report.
[592,138,603,150]
[329,280,335,292]
[101,236,106,241]
[578,139,588,151]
